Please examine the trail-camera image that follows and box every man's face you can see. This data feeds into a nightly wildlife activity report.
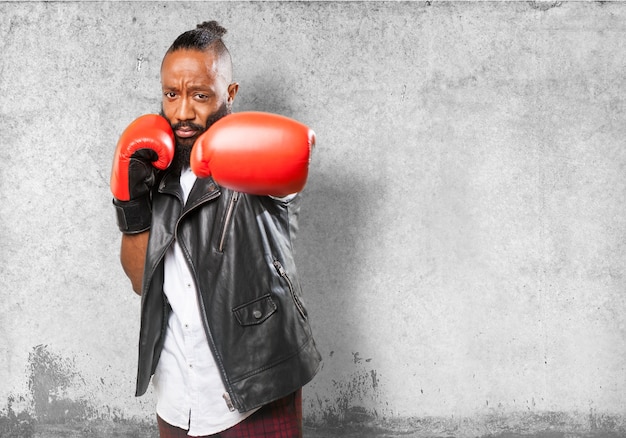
[160,48,238,168]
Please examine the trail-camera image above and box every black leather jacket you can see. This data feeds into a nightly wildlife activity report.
[135,171,322,412]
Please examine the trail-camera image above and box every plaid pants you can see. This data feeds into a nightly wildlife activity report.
[157,390,302,438]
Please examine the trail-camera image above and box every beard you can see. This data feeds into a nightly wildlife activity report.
[161,102,231,174]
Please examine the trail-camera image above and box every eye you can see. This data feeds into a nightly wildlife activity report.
[194,93,210,101]
[163,91,177,99]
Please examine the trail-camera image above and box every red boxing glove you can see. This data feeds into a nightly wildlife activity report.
[110,114,175,201]
[190,112,315,197]
[110,114,175,233]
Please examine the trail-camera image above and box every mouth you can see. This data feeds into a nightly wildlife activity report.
[175,128,198,139]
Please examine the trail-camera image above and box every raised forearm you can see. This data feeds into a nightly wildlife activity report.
[120,231,149,295]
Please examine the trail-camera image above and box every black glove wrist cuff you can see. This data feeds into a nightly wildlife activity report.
[113,196,152,234]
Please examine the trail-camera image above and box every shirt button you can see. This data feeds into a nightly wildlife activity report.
[253,310,263,319]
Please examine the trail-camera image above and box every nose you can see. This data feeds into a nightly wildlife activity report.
[174,97,195,123]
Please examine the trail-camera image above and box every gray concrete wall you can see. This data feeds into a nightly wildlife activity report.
[1,1,625,437]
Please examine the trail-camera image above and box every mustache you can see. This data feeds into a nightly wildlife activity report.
[170,121,205,132]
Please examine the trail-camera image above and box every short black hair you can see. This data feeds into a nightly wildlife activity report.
[167,20,229,57]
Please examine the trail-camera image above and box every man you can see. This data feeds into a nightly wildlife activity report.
[110,21,321,437]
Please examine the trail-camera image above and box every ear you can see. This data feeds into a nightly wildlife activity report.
[227,82,239,106]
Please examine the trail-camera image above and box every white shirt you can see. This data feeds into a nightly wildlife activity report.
[153,168,256,436]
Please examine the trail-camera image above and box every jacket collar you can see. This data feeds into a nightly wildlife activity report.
[158,169,222,213]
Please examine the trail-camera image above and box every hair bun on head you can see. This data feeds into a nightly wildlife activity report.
[168,20,229,53]
[196,20,227,37]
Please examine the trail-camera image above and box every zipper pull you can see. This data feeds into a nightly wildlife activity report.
[273,260,286,276]
[223,392,236,412]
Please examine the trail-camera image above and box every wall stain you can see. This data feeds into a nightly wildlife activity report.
[303,356,626,437]
[305,411,626,438]
[0,395,35,438]
[312,370,381,427]
[28,344,90,423]
[2,346,626,437]
[307,352,383,428]
[0,345,156,437]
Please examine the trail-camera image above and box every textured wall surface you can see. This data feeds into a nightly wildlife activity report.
[1,2,625,437]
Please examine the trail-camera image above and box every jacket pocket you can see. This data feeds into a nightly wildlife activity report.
[233,294,277,326]
[273,259,308,320]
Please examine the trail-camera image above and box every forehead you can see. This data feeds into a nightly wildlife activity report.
[160,49,220,85]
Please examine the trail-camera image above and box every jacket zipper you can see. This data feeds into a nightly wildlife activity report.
[218,191,239,252]
[172,189,241,411]
[177,230,241,412]
[273,259,307,319]
[222,392,236,412]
